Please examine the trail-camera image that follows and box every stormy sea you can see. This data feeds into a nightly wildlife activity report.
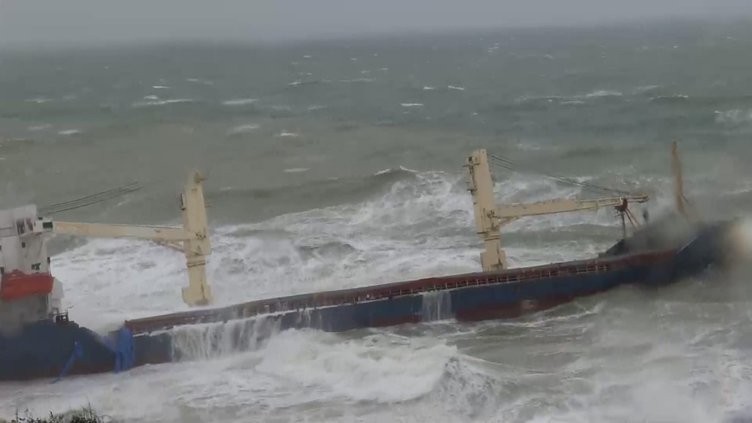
[2,18,752,422]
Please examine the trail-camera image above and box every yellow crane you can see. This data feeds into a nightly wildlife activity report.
[33,171,213,306]
[465,148,649,272]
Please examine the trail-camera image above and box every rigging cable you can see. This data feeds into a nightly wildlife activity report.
[39,182,142,215]
[488,153,635,197]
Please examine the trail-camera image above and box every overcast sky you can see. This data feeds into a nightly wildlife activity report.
[2,0,752,48]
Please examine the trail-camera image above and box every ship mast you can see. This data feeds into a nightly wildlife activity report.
[33,171,213,306]
[465,149,648,272]
[671,140,690,220]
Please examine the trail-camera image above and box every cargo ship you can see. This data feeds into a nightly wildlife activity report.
[0,143,743,381]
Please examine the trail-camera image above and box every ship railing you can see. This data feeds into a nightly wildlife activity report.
[260,261,619,312]
[52,310,70,324]
[125,250,675,334]
[262,262,616,313]
[289,253,672,312]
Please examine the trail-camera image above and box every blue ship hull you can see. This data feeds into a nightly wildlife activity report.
[0,319,133,381]
[0,219,735,381]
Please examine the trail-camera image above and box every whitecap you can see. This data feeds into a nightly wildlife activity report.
[715,109,752,125]
[284,168,310,173]
[399,165,419,173]
[633,84,661,94]
[447,85,465,91]
[340,78,374,83]
[143,95,159,100]
[277,131,299,138]
[401,103,424,108]
[650,94,689,102]
[374,166,419,176]
[584,90,622,98]
[152,85,170,89]
[515,141,543,151]
[515,94,564,103]
[25,97,52,104]
[58,129,81,136]
[222,98,258,106]
[185,78,214,85]
[303,55,312,59]
[226,124,260,135]
[28,124,51,131]
[423,86,436,91]
[517,90,621,104]
[131,98,193,107]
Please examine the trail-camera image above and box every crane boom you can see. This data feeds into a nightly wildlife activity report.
[465,148,649,272]
[495,195,648,224]
[31,171,213,307]
[49,222,195,242]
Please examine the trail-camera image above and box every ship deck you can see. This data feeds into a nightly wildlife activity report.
[124,248,676,335]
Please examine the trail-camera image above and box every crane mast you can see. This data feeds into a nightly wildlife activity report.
[465,149,649,272]
[33,171,213,306]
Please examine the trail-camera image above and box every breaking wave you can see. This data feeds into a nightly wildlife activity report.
[255,329,456,403]
[715,109,752,126]
[57,129,82,136]
[513,89,624,107]
[649,94,690,103]
[222,98,258,106]
[584,90,623,98]
[131,98,194,107]
[226,123,260,135]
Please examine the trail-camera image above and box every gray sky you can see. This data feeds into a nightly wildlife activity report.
[2,0,752,48]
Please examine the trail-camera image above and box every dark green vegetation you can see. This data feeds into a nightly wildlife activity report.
[6,406,109,423]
